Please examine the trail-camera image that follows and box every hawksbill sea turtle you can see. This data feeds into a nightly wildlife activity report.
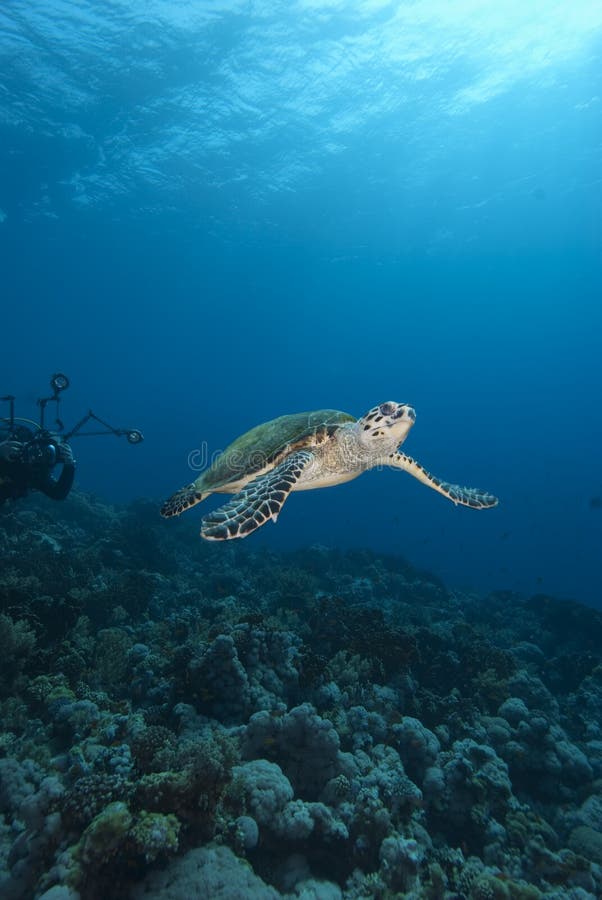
[160,401,498,541]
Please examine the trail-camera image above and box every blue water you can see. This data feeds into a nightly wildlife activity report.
[1,1,601,605]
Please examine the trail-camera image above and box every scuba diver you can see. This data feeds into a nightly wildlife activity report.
[0,425,76,504]
[0,373,143,507]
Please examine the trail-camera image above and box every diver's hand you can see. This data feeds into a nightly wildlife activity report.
[0,440,24,462]
[56,443,75,466]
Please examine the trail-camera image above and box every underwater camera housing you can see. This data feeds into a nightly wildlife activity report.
[0,373,144,458]
[20,433,59,468]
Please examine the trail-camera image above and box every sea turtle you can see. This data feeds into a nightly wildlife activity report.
[160,401,498,541]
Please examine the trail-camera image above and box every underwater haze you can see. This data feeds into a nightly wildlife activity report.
[1,0,601,606]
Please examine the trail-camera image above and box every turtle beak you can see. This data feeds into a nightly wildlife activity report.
[395,405,415,423]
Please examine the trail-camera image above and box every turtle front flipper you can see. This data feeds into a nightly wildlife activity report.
[383,452,499,510]
[160,483,206,518]
[201,449,315,540]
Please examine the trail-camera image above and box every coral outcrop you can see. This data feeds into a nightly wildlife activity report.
[0,493,601,898]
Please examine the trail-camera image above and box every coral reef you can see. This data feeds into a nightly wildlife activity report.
[0,493,601,898]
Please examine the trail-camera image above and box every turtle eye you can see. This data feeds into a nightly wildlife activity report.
[379,402,396,417]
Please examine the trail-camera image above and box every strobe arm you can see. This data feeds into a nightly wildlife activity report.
[64,410,143,444]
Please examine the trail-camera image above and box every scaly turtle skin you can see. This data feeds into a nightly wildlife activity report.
[161,401,498,540]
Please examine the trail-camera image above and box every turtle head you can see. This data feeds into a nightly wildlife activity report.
[357,401,415,454]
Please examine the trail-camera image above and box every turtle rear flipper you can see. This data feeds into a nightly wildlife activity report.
[160,483,206,518]
[384,452,499,509]
[201,449,315,540]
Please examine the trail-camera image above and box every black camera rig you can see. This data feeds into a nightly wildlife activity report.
[0,373,144,453]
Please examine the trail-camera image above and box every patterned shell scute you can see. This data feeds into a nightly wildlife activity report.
[199,409,355,490]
